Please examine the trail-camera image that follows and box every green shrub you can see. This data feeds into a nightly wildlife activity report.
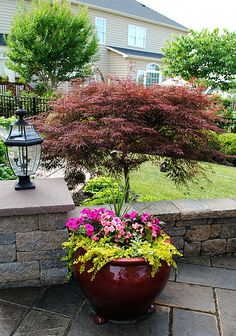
[81,176,119,206]
[0,116,16,129]
[83,176,118,195]
[218,133,236,155]
[0,140,15,180]
[0,117,15,180]
[81,176,137,206]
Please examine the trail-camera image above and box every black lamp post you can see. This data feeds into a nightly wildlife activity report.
[4,108,43,190]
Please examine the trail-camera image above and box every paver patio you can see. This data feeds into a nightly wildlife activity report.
[0,256,235,336]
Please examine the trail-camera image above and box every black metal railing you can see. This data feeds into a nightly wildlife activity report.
[0,95,49,117]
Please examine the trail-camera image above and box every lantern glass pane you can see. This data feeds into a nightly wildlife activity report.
[7,144,41,176]
[9,125,25,141]
[8,125,41,142]
[27,144,41,175]
[7,146,27,176]
[25,125,42,141]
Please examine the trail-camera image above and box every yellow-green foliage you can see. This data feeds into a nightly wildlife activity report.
[63,233,181,280]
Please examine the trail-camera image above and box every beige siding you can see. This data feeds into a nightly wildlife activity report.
[0,0,31,33]
[94,45,109,76]
[71,3,186,78]
[72,5,185,54]
[108,51,128,78]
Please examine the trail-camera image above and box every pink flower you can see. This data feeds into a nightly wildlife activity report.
[140,213,150,222]
[121,221,126,228]
[104,226,110,235]
[132,222,140,230]
[85,224,94,237]
[66,218,79,231]
[126,231,132,239]
[151,224,161,237]
[129,211,138,220]
[91,236,99,241]
[116,224,123,231]
[109,225,115,232]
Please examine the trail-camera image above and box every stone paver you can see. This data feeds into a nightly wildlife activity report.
[0,302,26,336]
[0,286,45,307]
[0,257,235,335]
[155,281,215,313]
[215,288,236,336]
[178,256,211,266]
[13,310,70,336]
[176,263,236,290]
[211,255,236,269]
[34,279,84,316]
[67,302,170,336]
[172,309,219,336]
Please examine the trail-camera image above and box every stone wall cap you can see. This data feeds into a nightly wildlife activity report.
[68,198,236,221]
[171,199,212,220]
[0,178,75,217]
[69,200,181,221]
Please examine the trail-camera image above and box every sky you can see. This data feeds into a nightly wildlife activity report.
[138,0,236,32]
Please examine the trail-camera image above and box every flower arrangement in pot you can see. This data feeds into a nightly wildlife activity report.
[63,197,181,324]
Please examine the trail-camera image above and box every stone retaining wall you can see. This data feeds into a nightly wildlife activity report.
[132,199,236,257]
[0,178,74,288]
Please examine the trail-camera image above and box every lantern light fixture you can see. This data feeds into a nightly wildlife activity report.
[4,108,43,190]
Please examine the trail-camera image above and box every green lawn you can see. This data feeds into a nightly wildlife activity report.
[130,162,236,201]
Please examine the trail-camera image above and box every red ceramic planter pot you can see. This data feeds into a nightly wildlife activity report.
[74,255,171,322]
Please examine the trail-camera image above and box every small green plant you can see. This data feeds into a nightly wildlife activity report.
[81,176,136,206]
[218,133,236,154]
[0,116,16,129]
[0,117,15,180]
[81,176,119,205]
[0,141,15,180]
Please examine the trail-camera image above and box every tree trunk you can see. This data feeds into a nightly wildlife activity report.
[123,164,130,203]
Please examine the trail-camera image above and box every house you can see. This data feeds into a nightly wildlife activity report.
[0,0,188,86]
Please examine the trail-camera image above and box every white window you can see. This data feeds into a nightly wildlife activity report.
[128,25,146,48]
[95,17,106,44]
[136,63,162,87]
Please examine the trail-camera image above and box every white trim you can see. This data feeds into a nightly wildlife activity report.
[127,55,162,61]
[95,17,106,44]
[128,24,146,49]
[107,46,128,58]
[73,1,188,32]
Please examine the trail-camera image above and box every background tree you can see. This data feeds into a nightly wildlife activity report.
[162,29,236,91]
[34,80,227,199]
[6,0,98,91]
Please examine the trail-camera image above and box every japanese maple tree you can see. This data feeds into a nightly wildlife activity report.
[35,80,226,194]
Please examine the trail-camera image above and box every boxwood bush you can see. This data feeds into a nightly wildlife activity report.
[218,133,236,155]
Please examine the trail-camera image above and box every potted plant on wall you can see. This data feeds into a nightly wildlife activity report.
[63,188,181,324]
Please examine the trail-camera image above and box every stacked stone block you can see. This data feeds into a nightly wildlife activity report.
[131,198,236,258]
[0,178,74,289]
[165,217,236,257]
[0,213,69,288]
